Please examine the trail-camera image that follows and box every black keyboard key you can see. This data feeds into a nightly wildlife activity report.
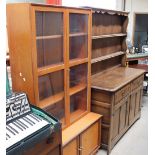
[13,122,23,131]
[15,120,26,130]
[22,117,33,126]
[6,126,15,135]
[18,119,28,128]
[8,124,19,134]
[25,116,35,124]
[6,133,10,139]
[29,114,40,122]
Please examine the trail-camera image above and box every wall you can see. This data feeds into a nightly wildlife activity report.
[6,0,46,3]
[125,0,148,45]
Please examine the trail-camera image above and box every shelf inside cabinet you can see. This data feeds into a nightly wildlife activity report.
[92,33,127,40]
[69,83,87,96]
[39,92,64,109]
[38,63,64,76]
[36,35,63,40]
[69,32,87,37]
[91,51,125,64]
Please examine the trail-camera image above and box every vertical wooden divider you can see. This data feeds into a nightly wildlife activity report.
[87,10,92,112]
[64,9,70,128]
[31,6,40,106]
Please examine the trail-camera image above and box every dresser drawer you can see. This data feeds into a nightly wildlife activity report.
[115,84,130,104]
[131,75,144,91]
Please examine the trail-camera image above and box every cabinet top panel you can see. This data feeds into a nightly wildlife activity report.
[7,3,92,11]
[91,67,145,92]
[83,6,129,16]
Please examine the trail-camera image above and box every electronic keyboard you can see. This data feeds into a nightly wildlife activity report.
[6,92,57,155]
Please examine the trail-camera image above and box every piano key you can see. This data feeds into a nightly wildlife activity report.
[31,113,42,121]
[6,126,15,135]
[12,122,23,131]
[8,124,19,134]
[10,123,23,133]
[25,116,35,125]
[29,114,40,122]
[15,120,27,130]
[22,117,33,126]
[18,119,29,128]
[6,116,50,149]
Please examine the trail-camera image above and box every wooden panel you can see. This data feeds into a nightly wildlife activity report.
[111,108,120,140]
[91,100,110,124]
[91,55,122,75]
[81,122,99,155]
[129,93,136,125]
[135,89,141,115]
[63,138,79,155]
[119,100,129,132]
[91,88,111,103]
[7,4,35,104]
[101,124,109,145]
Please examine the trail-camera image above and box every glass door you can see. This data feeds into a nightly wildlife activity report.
[68,12,89,123]
[35,9,66,127]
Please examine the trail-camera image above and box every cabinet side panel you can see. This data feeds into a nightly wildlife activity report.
[7,4,35,103]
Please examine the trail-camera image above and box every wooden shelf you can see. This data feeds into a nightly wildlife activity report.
[39,92,64,109]
[69,83,87,96]
[38,63,64,76]
[69,32,87,37]
[91,51,125,64]
[36,35,62,40]
[69,58,88,67]
[92,33,127,40]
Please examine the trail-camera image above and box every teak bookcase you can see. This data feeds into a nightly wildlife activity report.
[7,3,102,155]
[88,7,145,154]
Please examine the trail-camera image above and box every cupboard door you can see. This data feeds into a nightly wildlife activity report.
[63,138,79,155]
[80,122,99,155]
[111,108,120,140]
[129,93,136,125]
[35,11,64,67]
[134,87,143,117]
[119,98,129,132]
[129,86,143,125]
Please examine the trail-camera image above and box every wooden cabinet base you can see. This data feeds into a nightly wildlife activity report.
[91,67,145,154]
[62,112,102,155]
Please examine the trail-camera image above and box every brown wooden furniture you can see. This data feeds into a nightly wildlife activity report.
[63,112,101,155]
[89,8,145,154]
[7,3,102,155]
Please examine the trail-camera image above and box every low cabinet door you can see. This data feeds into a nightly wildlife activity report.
[80,121,100,155]
[63,138,79,155]
[129,86,143,125]
[111,97,130,141]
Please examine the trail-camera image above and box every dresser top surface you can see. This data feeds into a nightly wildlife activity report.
[91,67,145,92]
